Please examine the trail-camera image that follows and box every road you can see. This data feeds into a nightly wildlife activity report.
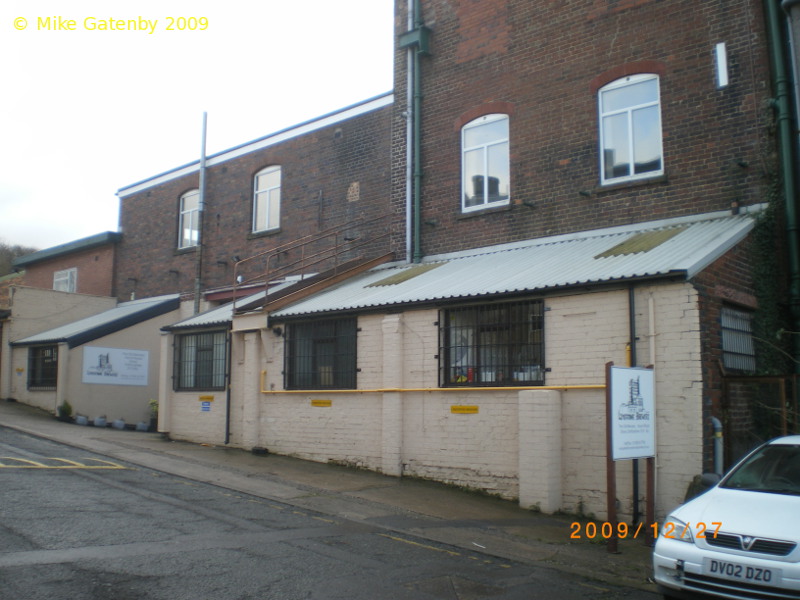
[0,427,657,599]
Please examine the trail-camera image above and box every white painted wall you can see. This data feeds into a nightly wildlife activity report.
[164,281,704,520]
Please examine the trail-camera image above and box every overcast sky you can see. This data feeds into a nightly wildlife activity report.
[0,0,395,250]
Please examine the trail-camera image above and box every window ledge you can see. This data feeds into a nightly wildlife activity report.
[248,228,282,240]
[458,203,513,220]
[595,173,669,196]
[174,246,198,256]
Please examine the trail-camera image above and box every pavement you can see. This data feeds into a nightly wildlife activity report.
[0,399,658,595]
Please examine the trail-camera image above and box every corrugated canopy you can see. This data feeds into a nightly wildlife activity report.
[12,294,180,349]
[269,208,761,319]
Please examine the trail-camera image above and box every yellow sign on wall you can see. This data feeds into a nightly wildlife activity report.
[451,405,479,414]
[199,395,214,402]
[311,399,332,407]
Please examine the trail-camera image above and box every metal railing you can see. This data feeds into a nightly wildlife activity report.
[231,214,390,312]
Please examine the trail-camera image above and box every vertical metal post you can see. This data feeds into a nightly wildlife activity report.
[606,361,618,553]
[193,112,208,315]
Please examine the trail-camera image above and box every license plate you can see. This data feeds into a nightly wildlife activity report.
[703,558,782,585]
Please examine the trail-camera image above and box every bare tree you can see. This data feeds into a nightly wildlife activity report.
[0,241,38,277]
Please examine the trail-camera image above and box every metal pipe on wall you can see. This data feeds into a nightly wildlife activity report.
[193,112,208,315]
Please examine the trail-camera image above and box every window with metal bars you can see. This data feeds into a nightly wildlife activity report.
[173,330,228,391]
[285,317,357,390]
[721,306,756,372]
[440,300,544,387]
[28,345,58,390]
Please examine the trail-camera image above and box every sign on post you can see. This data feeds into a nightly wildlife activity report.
[609,366,655,460]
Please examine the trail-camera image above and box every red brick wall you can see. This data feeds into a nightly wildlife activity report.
[22,246,116,297]
[116,105,393,301]
[693,235,759,472]
[391,0,775,258]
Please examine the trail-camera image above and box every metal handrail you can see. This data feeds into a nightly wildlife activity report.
[231,214,390,312]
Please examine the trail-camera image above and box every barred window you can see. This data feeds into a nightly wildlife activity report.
[440,300,544,387]
[174,330,228,391]
[28,346,58,390]
[721,306,756,372]
[286,317,357,390]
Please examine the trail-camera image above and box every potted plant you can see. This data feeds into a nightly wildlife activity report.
[57,400,73,423]
[148,398,159,432]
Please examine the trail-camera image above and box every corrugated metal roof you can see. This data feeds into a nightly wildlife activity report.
[12,294,180,348]
[163,291,266,331]
[163,280,298,330]
[269,208,761,319]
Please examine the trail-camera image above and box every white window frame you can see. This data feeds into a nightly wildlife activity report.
[599,73,664,185]
[178,189,200,249]
[461,114,510,212]
[253,166,281,233]
[53,268,77,293]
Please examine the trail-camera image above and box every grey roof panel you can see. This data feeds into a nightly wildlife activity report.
[12,294,180,348]
[268,208,760,319]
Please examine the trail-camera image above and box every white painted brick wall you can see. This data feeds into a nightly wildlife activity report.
[168,281,705,519]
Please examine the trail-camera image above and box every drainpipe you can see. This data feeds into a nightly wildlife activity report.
[628,285,640,525]
[224,329,232,445]
[399,0,430,264]
[412,2,423,264]
[766,1,800,374]
[710,417,724,475]
[405,2,414,263]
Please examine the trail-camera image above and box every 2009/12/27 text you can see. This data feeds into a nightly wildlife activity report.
[569,521,722,540]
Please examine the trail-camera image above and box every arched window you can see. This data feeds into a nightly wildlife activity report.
[461,114,510,212]
[178,189,200,249]
[253,166,281,233]
[598,74,663,184]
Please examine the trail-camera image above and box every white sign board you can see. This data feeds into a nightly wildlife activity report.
[82,346,149,387]
[610,366,655,460]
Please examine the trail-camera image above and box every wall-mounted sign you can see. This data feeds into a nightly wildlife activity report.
[82,347,148,387]
[451,405,479,414]
[311,399,332,407]
[201,401,211,412]
[609,366,655,460]
[199,395,215,402]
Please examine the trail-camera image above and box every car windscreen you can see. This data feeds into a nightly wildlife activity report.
[721,444,800,495]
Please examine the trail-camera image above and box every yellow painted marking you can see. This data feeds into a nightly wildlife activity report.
[379,534,462,557]
[0,457,127,470]
[379,533,512,568]
[311,399,332,407]
[312,516,337,524]
[451,405,479,414]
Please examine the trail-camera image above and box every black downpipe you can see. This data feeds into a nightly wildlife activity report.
[628,285,640,525]
[224,329,232,445]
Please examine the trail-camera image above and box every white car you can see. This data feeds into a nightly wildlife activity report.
[653,435,800,600]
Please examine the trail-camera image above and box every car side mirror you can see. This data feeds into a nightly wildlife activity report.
[700,472,721,488]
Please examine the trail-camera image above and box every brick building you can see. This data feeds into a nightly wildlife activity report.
[11,232,121,297]
[154,0,797,521]
[115,94,393,303]
[7,1,798,521]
